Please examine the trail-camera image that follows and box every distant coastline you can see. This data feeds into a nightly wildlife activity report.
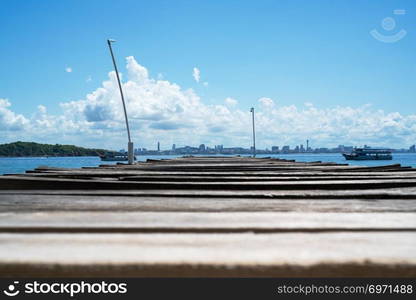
[1,141,415,157]
[130,144,416,156]
[0,141,112,157]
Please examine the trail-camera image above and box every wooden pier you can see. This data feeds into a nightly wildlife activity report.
[0,156,415,277]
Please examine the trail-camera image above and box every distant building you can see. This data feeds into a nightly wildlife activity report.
[118,142,406,156]
[410,145,416,153]
[281,146,290,153]
[294,145,300,153]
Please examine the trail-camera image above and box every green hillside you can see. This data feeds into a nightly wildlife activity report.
[0,141,112,157]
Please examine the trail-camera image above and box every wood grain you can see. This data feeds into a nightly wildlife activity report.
[0,156,415,277]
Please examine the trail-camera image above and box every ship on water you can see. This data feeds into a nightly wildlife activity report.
[342,148,392,161]
[99,152,136,162]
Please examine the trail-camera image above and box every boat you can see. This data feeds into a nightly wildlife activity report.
[99,152,136,162]
[342,148,392,160]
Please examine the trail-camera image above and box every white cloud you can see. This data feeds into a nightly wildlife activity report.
[86,75,92,82]
[65,67,72,73]
[37,105,47,114]
[258,97,274,107]
[192,67,200,83]
[2,57,416,150]
[0,98,29,131]
[225,97,238,107]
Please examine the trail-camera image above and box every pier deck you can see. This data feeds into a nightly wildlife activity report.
[0,156,415,277]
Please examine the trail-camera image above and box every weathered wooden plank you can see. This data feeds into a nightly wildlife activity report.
[0,156,415,278]
[2,188,416,198]
[19,170,416,178]
[84,165,383,172]
[32,160,346,169]
[15,172,416,188]
[0,212,414,233]
[118,175,416,182]
[11,173,416,182]
[0,232,414,277]
[3,175,416,190]
[139,160,347,166]
[1,195,415,212]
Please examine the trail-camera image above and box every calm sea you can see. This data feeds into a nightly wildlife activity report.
[0,153,416,175]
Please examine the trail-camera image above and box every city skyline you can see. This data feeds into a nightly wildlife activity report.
[124,141,416,155]
[1,1,416,149]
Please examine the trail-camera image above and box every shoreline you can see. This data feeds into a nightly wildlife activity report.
[0,152,414,158]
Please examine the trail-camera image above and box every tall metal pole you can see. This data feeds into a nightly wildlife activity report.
[250,107,256,157]
[107,39,134,164]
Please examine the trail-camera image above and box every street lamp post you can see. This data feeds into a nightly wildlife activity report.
[107,39,134,164]
[250,107,256,157]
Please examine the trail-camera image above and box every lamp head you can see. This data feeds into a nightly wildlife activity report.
[107,39,116,43]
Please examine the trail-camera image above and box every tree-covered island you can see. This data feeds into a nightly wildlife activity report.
[0,141,114,157]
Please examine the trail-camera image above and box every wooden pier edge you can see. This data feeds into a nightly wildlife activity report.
[0,156,415,278]
[1,263,416,278]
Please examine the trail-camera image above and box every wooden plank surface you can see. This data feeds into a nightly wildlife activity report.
[0,211,414,233]
[4,175,416,190]
[0,233,414,277]
[1,195,414,212]
[3,188,416,198]
[0,156,415,277]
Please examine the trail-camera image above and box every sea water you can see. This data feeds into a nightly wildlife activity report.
[0,153,416,175]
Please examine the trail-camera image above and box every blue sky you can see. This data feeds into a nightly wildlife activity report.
[0,0,416,149]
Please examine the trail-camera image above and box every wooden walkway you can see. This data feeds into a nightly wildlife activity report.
[0,156,415,277]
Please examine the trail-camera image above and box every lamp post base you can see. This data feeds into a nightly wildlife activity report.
[128,142,134,165]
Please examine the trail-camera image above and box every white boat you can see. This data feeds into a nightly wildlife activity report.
[342,148,392,160]
[99,153,135,162]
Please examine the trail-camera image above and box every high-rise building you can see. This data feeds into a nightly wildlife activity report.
[215,145,223,152]
[172,144,176,151]
[282,146,290,153]
[271,146,279,153]
[157,142,160,152]
[410,145,416,153]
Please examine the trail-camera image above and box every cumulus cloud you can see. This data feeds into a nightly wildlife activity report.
[1,57,416,149]
[258,97,274,108]
[0,99,29,131]
[192,67,200,83]
[65,67,72,73]
[225,97,238,107]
